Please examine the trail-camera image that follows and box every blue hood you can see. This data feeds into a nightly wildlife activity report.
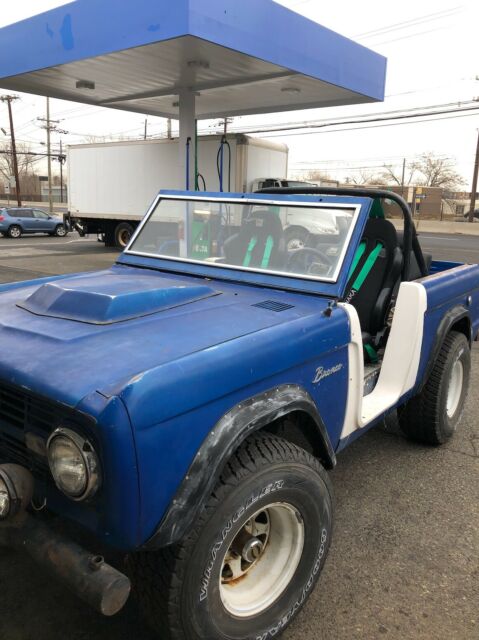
[0,265,331,410]
[18,272,219,324]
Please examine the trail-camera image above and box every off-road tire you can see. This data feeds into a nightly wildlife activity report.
[7,225,22,239]
[130,433,334,640]
[398,331,470,445]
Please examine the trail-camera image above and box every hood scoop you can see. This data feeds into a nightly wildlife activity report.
[17,275,219,325]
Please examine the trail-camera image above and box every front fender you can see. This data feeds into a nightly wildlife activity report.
[144,384,335,549]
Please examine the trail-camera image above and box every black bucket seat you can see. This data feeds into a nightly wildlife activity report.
[344,217,403,361]
[223,210,285,270]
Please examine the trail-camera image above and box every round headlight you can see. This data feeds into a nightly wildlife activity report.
[47,428,100,501]
[0,475,10,519]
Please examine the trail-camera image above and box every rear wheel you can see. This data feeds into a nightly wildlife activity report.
[7,225,22,239]
[130,433,334,640]
[398,331,470,445]
[114,222,134,249]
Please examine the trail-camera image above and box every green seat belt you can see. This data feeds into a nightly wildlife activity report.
[261,236,274,268]
[347,241,366,280]
[349,242,383,364]
[370,199,385,219]
[243,235,274,268]
[243,236,257,267]
[364,342,379,364]
[350,242,383,293]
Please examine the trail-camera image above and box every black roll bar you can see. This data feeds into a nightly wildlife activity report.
[257,186,428,280]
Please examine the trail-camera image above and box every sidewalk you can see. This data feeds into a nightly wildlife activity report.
[391,219,479,236]
[0,199,66,211]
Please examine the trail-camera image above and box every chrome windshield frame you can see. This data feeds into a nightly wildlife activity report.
[124,194,362,284]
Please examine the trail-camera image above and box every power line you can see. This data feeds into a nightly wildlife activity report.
[227,103,479,136]
[354,6,462,39]
[252,111,479,139]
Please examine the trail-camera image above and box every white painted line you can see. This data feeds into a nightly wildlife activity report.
[0,239,98,249]
[419,235,460,242]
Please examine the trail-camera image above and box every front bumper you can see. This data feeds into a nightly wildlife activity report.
[0,464,131,616]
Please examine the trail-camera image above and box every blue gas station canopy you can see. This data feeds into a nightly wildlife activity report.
[0,0,386,119]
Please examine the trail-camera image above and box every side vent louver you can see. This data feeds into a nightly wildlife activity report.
[252,300,295,312]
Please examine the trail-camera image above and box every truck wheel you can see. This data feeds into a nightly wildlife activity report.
[131,433,333,640]
[398,331,470,445]
[7,225,22,238]
[114,222,134,248]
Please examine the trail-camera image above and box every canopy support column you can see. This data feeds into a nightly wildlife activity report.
[178,89,196,191]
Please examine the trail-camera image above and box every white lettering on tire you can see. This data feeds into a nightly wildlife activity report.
[255,528,328,640]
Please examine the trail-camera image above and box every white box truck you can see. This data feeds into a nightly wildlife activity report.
[67,134,288,247]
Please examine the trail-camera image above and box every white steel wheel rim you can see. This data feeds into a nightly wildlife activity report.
[219,502,304,618]
[57,226,66,236]
[447,358,464,418]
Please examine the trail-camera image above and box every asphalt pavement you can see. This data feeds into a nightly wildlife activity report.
[417,233,479,264]
[0,231,477,640]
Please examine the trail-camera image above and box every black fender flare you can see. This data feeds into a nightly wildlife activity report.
[419,304,471,393]
[145,384,335,549]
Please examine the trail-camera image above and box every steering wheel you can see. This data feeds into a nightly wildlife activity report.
[286,247,335,277]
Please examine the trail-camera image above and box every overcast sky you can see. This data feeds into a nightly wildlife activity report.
[0,0,478,187]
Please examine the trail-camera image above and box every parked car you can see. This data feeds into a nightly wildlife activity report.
[463,208,479,221]
[0,187,478,640]
[0,207,68,238]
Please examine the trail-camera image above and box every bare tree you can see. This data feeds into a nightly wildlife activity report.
[305,170,334,183]
[380,163,416,187]
[379,153,466,190]
[344,170,388,186]
[410,153,466,189]
[0,142,41,197]
[0,142,37,181]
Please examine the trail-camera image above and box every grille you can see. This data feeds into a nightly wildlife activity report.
[0,381,68,479]
[252,300,295,312]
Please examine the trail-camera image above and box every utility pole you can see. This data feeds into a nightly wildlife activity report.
[144,118,148,140]
[400,157,406,201]
[0,95,21,206]
[37,98,61,213]
[469,129,479,223]
[59,139,66,204]
[46,98,53,213]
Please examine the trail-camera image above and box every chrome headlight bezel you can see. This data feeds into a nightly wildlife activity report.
[0,468,19,520]
[47,427,101,501]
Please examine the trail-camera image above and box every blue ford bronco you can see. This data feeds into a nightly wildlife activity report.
[0,187,478,640]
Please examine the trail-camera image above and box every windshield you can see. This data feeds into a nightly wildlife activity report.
[128,197,359,282]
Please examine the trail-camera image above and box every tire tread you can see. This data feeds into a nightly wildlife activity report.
[398,331,469,445]
[130,432,332,640]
